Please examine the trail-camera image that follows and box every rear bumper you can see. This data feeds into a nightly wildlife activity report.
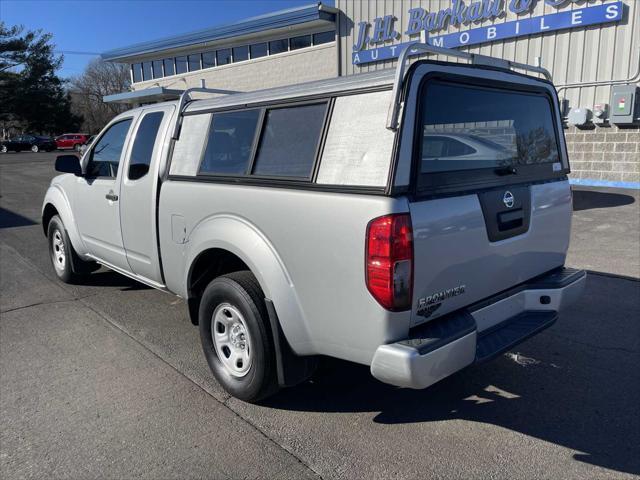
[370,267,586,389]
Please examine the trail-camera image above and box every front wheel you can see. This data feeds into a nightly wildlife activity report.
[47,215,96,283]
[199,271,279,402]
[31,145,39,153]
[0,145,7,153]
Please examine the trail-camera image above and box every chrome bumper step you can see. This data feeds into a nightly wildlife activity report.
[370,267,586,389]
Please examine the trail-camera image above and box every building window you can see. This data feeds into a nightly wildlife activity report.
[175,56,188,74]
[216,48,232,66]
[290,34,312,50]
[250,42,268,59]
[133,29,331,82]
[188,54,201,72]
[313,31,335,45]
[132,63,142,83]
[152,60,163,79]
[202,51,215,69]
[163,58,175,76]
[268,39,288,55]
[252,103,327,178]
[232,45,249,62]
[200,110,261,175]
[142,62,152,81]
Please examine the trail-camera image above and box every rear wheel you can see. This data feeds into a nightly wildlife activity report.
[31,145,39,153]
[199,271,279,402]
[0,145,7,153]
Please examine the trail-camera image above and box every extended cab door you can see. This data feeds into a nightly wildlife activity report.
[74,117,135,270]
[119,105,174,284]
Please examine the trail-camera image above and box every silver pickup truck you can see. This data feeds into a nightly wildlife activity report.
[42,44,585,402]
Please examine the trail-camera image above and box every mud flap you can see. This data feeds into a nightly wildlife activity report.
[265,298,318,388]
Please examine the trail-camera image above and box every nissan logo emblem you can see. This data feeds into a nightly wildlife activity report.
[503,191,515,208]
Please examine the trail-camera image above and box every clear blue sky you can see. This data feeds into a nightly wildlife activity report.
[1,0,333,79]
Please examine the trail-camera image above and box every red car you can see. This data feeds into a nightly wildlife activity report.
[55,133,89,151]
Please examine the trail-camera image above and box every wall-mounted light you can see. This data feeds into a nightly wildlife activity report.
[567,107,592,127]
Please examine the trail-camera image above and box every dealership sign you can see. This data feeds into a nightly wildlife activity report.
[352,1,624,65]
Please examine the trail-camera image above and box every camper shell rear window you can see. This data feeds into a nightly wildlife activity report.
[415,78,565,194]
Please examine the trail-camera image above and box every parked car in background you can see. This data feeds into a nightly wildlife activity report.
[55,134,90,151]
[78,135,96,155]
[1,135,57,153]
[421,133,514,172]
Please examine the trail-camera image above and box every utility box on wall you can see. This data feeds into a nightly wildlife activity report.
[610,85,639,126]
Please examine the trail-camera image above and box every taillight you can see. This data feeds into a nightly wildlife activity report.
[365,213,413,311]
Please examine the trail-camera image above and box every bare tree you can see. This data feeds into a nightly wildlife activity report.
[69,58,130,133]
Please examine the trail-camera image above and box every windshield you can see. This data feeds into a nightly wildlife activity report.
[419,81,560,175]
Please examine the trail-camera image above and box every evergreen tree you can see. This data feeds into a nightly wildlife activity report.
[0,22,82,135]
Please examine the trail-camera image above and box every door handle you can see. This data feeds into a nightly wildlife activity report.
[105,191,119,201]
[498,208,523,231]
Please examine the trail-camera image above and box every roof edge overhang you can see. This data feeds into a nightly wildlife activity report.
[103,86,184,104]
[102,2,337,63]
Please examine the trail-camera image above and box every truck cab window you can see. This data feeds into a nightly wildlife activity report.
[199,109,260,175]
[87,119,133,178]
[128,112,164,180]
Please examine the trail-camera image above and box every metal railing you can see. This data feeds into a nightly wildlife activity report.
[386,42,553,131]
[172,87,241,140]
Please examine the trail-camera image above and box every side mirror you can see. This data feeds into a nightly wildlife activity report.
[55,155,82,176]
[128,163,149,180]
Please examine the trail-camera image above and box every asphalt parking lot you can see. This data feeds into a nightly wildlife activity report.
[1,151,639,479]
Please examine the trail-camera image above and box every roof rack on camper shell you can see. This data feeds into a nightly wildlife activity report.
[385,42,553,131]
[170,42,553,139]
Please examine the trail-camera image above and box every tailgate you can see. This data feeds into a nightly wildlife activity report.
[407,74,571,326]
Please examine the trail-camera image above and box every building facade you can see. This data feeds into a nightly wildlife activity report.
[102,4,339,99]
[103,0,639,187]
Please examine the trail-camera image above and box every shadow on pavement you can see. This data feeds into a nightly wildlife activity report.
[81,270,151,291]
[264,272,640,476]
[572,189,636,211]
[0,207,36,229]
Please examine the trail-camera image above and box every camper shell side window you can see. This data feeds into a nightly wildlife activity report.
[192,100,329,181]
[168,89,396,192]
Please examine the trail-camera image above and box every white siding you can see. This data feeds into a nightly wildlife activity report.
[337,0,639,112]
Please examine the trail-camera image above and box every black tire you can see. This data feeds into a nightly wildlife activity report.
[199,271,279,402]
[47,215,96,283]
